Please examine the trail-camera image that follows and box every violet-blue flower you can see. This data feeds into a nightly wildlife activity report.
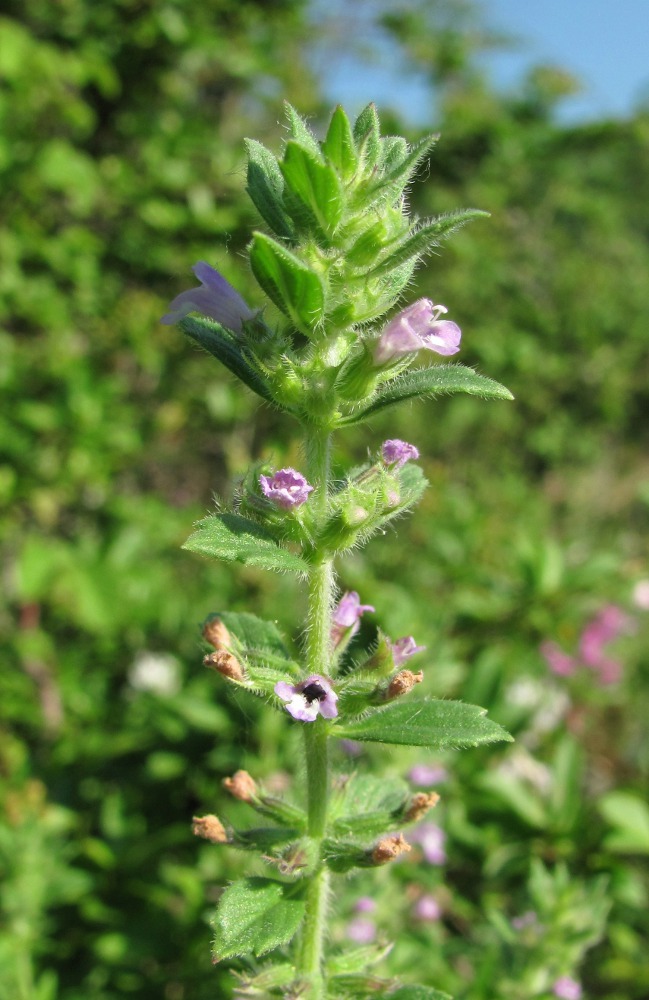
[259,468,314,509]
[330,591,375,648]
[391,636,426,667]
[381,439,420,468]
[413,894,441,922]
[374,299,461,365]
[346,916,377,944]
[408,763,448,787]
[161,262,257,332]
[275,674,338,722]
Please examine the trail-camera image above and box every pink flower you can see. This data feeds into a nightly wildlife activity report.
[161,262,257,332]
[390,636,426,668]
[274,675,338,722]
[408,764,449,786]
[330,591,374,648]
[540,641,578,677]
[374,299,461,365]
[408,822,446,865]
[553,977,582,1000]
[346,917,376,943]
[381,439,420,468]
[259,468,313,509]
[413,894,441,922]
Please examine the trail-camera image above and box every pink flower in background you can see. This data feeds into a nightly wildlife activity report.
[412,894,441,921]
[346,897,377,943]
[408,822,446,865]
[553,977,582,1000]
[374,299,461,364]
[542,603,633,686]
[540,641,578,677]
[408,764,449,786]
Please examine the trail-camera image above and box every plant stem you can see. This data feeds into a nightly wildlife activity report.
[298,428,335,998]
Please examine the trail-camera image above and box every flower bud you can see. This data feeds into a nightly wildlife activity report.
[203,650,245,681]
[192,814,228,843]
[371,833,411,865]
[223,770,258,803]
[386,669,423,700]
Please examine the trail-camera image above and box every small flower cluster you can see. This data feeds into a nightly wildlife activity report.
[541,603,633,686]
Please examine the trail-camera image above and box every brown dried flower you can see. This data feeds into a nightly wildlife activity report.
[386,669,423,700]
[203,650,244,681]
[405,791,440,823]
[223,770,258,803]
[371,832,412,865]
[202,616,232,650]
[191,814,227,843]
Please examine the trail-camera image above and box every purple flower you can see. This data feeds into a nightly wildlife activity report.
[275,674,338,722]
[408,764,448,786]
[161,262,257,332]
[346,917,377,944]
[540,641,578,677]
[511,910,538,931]
[331,591,375,648]
[413,894,441,922]
[374,299,461,365]
[409,822,446,865]
[340,739,363,757]
[354,896,376,914]
[391,636,426,668]
[381,439,420,468]
[259,468,313,509]
[553,977,582,1000]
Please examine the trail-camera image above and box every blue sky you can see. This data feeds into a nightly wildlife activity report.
[311,0,649,125]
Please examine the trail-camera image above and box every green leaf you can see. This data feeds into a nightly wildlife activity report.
[283,102,321,156]
[179,316,274,403]
[245,138,295,240]
[215,611,290,660]
[599,791,649,854]
[233,827,301,852]
[332,774,410,838]
[280,141,343,233]
[383,988,452,1000]
[368,210,490,279]
[327,942,394,977]
[353,103,381,168]
[322,105,357,179]
[183,514,308,574]
[337,365,514,426]
[211,877,306,961]
[380,136,408,171]
[336,699,513,749]
[363,133,439,207]
[250,232,325,335]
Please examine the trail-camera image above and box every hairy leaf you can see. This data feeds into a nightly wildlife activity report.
[338,365,514,426]
[183,514,308,574]
[280,141,343,233]
[245,138,295,240]
[336,699,513,749]
[211,877,305,961]
[250,232,325,334]
[180,317,273,403]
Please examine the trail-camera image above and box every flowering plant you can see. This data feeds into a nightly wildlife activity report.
[163,103,514,999]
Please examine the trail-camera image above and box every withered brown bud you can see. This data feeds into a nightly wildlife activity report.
[223,770,258,802]
[192,814,227,843]
[202,616,232,650]
[203,650,244,681]
[386,669,423,700]
[405,791,440,823]
[371,832,412,865]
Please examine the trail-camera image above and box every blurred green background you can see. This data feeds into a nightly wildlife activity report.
[1,1,648,998]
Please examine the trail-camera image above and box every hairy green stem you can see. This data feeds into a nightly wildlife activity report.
[298,428,335,998]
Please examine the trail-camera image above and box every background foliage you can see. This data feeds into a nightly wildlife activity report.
[1,1,648,998]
